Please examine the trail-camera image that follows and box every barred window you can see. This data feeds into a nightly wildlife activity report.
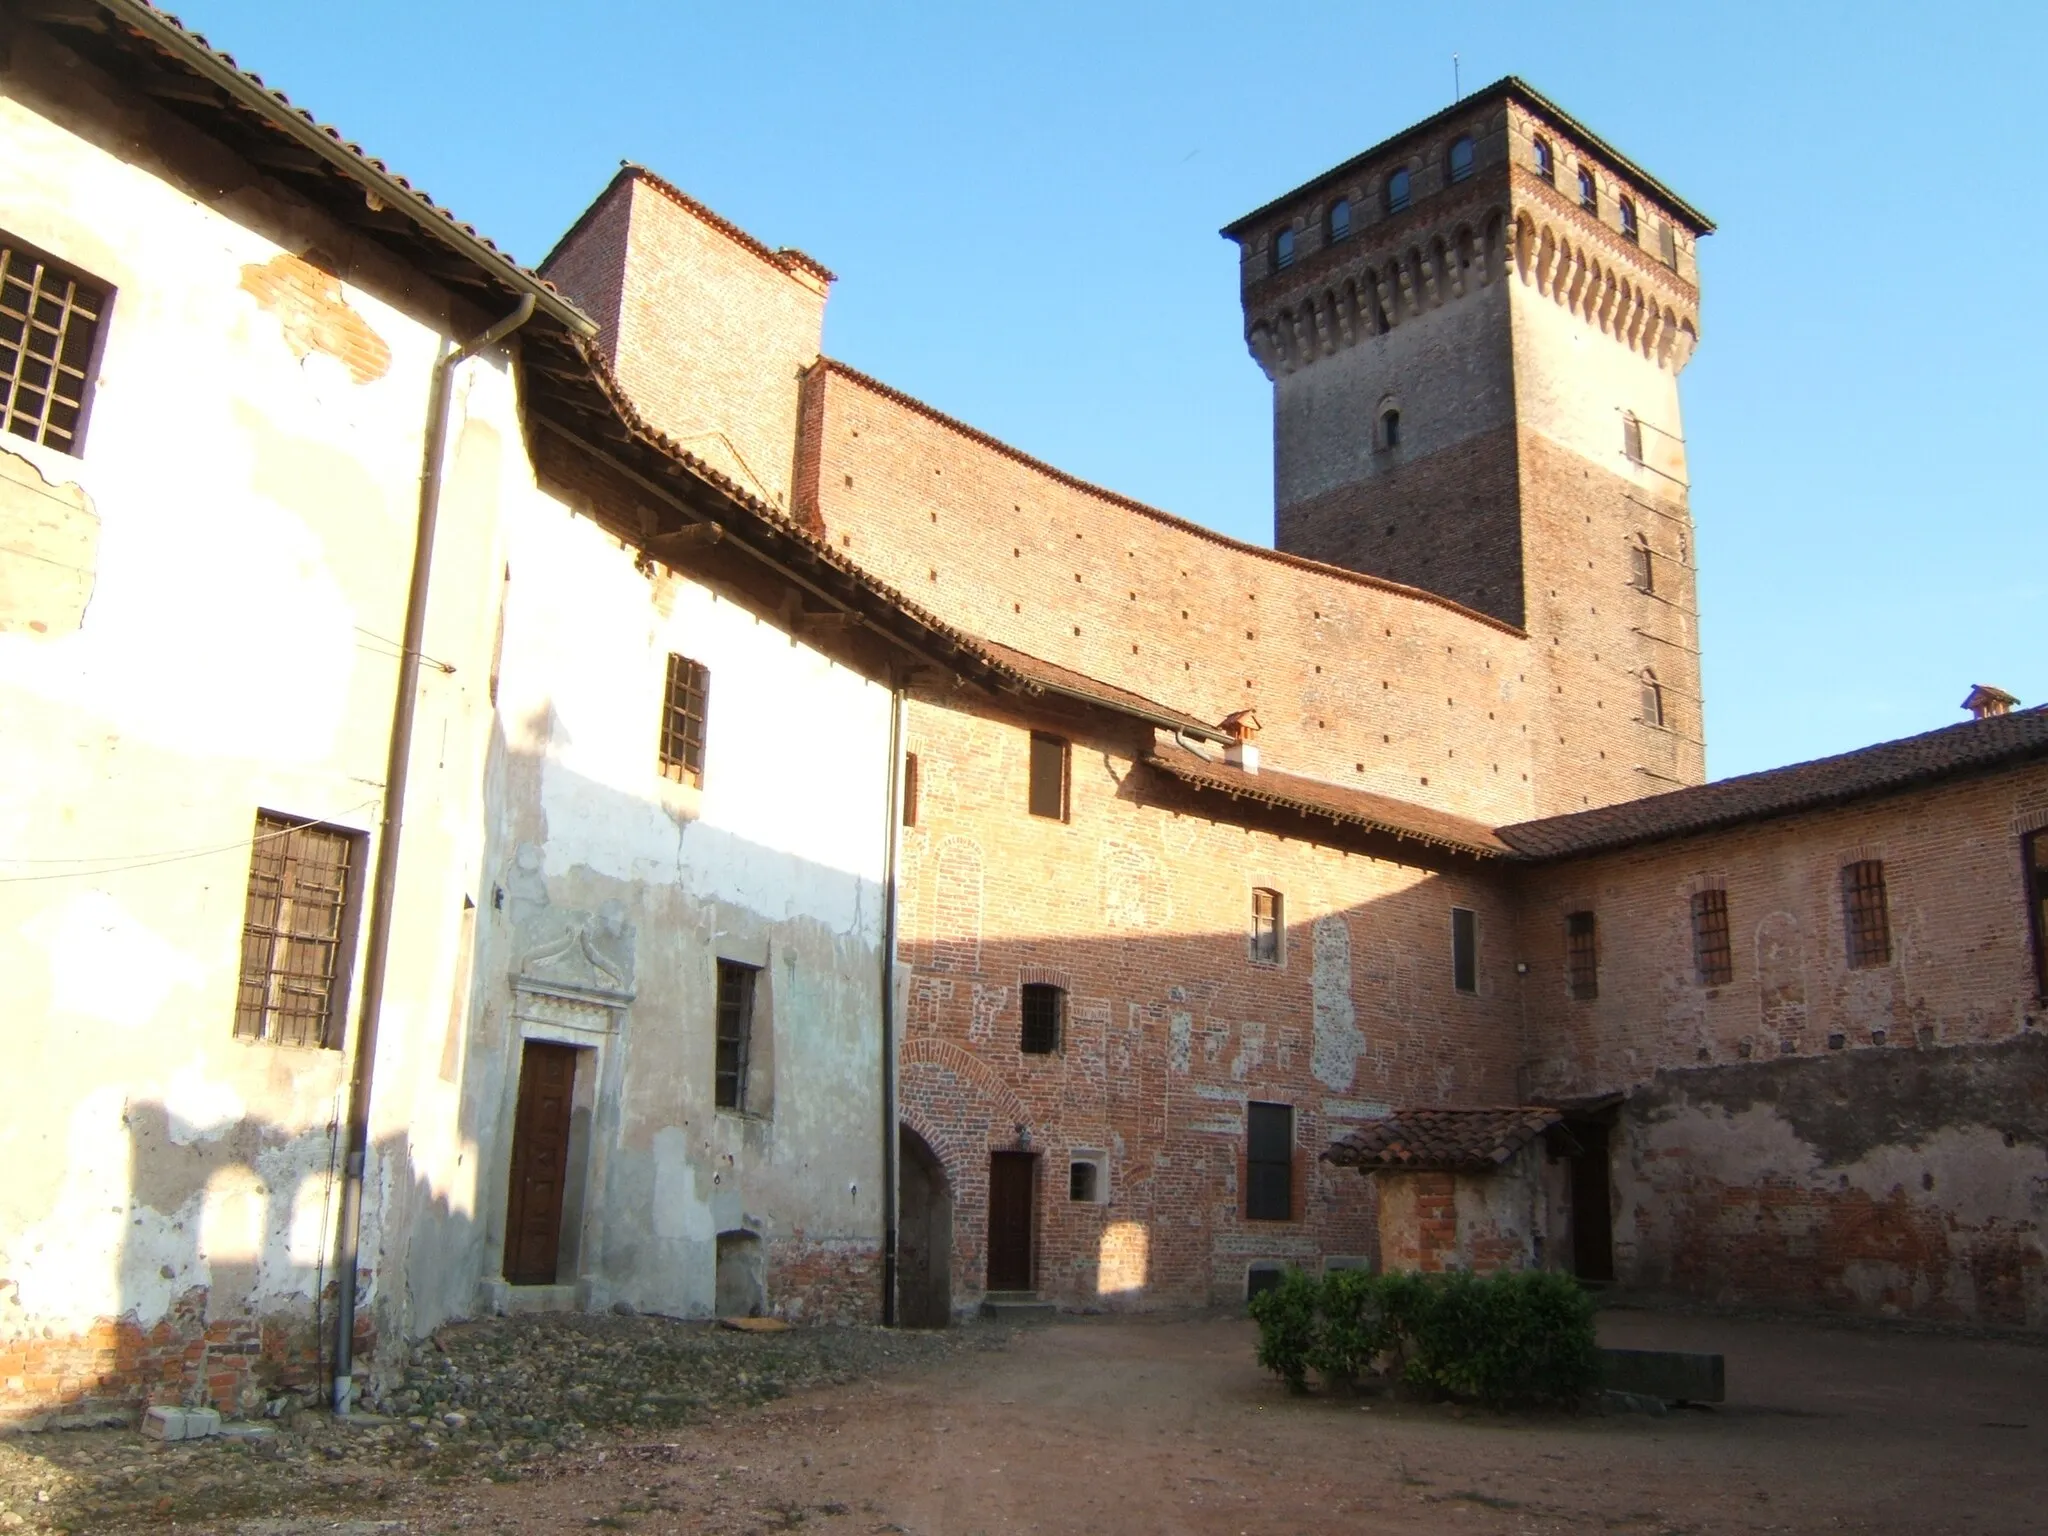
[1691,888,1734,986]
[1251,887,1283,965]
[1,234,108,455]
[1841,860,1892,969]
[714,958,758,1110]
[235,814,363,1048]
[659,653,709,785]
[1020,982,1064,1055]
[2026,832,2048,999]
[1566,911,1598,1000]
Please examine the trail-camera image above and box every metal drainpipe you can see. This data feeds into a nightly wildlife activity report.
[331,295,536,1415]
[879,678,906,1326]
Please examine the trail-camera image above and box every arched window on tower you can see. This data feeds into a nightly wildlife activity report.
[1327,198,1352,243]
[1533,136,1554,183]
[1629,533,1654,593]
[1448,136,1475,183]
[1619,197,1639,242]
[1274,227,1296,271]
[1386,167,1411,213]
[1578,166,1598,214]
[1640,670,1665,729]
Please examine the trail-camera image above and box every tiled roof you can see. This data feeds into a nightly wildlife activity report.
[544,166,836,286]
[815,361,1526,638]
[1499,705,2048,860]
[1145,741,1510,857]
[1323,1108,1564,1174]
[975,642,1229,743]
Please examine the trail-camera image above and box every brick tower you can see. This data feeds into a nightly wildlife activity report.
[1224,79,1713,792]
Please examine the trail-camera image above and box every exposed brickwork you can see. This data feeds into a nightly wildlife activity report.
[766,1240,882,1326]
[237,249,391,384]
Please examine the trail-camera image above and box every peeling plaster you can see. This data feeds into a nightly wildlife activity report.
[1310,912,1365,1089]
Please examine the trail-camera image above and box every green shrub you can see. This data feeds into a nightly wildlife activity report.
[1246,1268,1318,1393]
[1247,1267,1598,1409]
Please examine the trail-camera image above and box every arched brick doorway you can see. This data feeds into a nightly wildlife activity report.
[898,1126,953,1327]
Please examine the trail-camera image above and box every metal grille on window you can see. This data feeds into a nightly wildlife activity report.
[1251,887,1282,964]
[714,959,758,1109]
[659,653,709,785]
[1020,983,1064,1054]
[1692,888,1733,986]
[1245,1102,1293,1221]
[0,236,107,455]
[1566,911,1599,1000]
[2027,831,2048,998]
[1841,860,1892,969]
[235,814,359,1048]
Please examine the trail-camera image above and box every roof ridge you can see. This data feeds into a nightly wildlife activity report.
[816,359,1526,638]
[625,165,836,285]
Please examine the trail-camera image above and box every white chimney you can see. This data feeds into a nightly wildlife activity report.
[1220,709,1262,774]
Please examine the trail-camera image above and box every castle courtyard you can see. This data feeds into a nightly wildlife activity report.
[2,1309,2040,1535]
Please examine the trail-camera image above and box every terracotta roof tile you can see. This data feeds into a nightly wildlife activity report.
[1146,741,1510,856]
[1499,705,2048,860]
[1323,1107,1564,1173]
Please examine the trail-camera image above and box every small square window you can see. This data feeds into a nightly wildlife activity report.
[1069,1152,1108,1203]
[1021,982,1064,1054]
[1251,887,1283,965]
[659,654,709,786]
[1841,860,1892,969]
[0,233,110,456]
[1566,911,1598,1000]
[1028,731,1069,821]
[1451,907,1478,994]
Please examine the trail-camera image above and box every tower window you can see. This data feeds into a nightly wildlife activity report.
[1691,888,1733,987]
[1619,197,1639,242]
[1386,167,1411,213]
[1658,220,1679,269]
[1566,911,1598,1001]
[1251,888,1283,965]
[1578,167,1598,214]
[1640,670,1665,728]
[1841,860,1892,969]
[1451,907,1478,994]
[1020,982,1065,1054]
[1533,136,1554,183]
[1448,136,1475,183]
[0,233,109,456]
[1378,407,1401,451]
[1623,413,1644,465]
[1028,731,1069,820]
[1274,227,1296,271]
[1327,198,1352,243]
[1629,534,1654,593]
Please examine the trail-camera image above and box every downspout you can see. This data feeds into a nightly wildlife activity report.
[331,295,537,1414]
[879,677,907,1325]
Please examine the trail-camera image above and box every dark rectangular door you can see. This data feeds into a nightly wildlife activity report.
[986,1152,1036,1292]
[504,1041,578,1285]
[1570,1120,1615,1282]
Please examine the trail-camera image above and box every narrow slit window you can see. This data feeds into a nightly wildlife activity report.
[714,959,759,1110]
[1451,907,1478,994]
[235,814,364,1049]
[2026,831,2048,999]
[659,653,710,786]
[1245,1102,1294,1221]
[1380,407,1401,451]
[1691,888,1733,987]
[902,751,920,828]
[1566,911,1598,1000]
[1630,533,1654,591]
[1027,731,1069,821]
[0,234,108,455]
[1623,413,1644,465]
[1841,860,1892,969]
[1448,135,1475,183]
[1386,167,1411,213]
[1640,671,1665,729]
[1251,887,1283,965]
[1327,198,1352,243]
[1020,982,1065,1054]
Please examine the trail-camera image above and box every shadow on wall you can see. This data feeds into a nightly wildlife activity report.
[0,1107,475,1429]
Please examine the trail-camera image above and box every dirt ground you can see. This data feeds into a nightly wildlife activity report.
[6,1306,2044,1535]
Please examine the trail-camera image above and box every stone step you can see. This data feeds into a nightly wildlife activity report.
[979,1292,1058,1323]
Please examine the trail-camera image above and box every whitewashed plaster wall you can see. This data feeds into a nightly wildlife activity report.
[0,52,515,1387]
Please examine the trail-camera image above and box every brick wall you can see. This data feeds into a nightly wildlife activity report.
[895,688,1525,1310]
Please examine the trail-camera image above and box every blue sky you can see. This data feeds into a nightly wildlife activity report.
[177,0,2045,779]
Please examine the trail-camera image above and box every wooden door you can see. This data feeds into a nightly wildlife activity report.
[1570,1120,1615,1282]
[504,1041,578,1285]
[986,1152,1036,1292]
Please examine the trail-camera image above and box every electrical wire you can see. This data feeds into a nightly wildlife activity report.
[0,800,380,882]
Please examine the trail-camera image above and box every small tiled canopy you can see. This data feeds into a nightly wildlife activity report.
[1323,1107,1567,1174]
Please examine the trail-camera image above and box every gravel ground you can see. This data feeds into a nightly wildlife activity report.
[0,1313,1010,1534]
